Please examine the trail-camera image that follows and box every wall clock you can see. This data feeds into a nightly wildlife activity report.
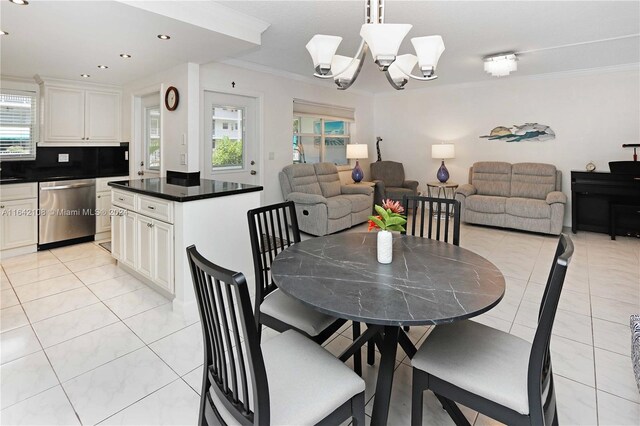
[165,86,179,111]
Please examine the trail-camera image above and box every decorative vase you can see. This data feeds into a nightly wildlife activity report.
[377,230,393,264]
[436,160,449,183]
[351,160,364,183]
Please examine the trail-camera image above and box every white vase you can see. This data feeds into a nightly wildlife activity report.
[377,230,393,264]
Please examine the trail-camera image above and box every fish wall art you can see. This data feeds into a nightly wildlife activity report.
[480,123,555,142]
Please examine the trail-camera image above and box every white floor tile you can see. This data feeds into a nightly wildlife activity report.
[470,313,512,332]
[6,264,72,288]
[149,323,204,376]
[46,322,144,382]
[103,287,170,319]
[0,268,11,290]
[32,302,119,348]
[597,390,640,426]
[62,347,178,425]
[0,325,41,365]
[50,243,108,263]
[64,254,115,273]
[13,274,83,303]
[591,295,640,326]
[124,303,199,344]
[22,287,99,323]
[87,274,147,301]
[594,348,639,403]
[74,264,129,286]
[0,351,58,409]
[181,366,203,395]
[551,335,595,387]
[100,379,199,426]
[1,288,19,309]
[554,376,597,425]
[593,317,632,356]
[1,252,60,275]
[0,305,29,333]
[0,385,79,426]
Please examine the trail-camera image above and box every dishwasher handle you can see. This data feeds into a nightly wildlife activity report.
[40,182,96,191]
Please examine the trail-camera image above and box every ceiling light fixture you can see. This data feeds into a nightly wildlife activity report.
[484,53,518,77]
[157,34,170,40]
[9,0,28,5]
[0,30,8,36]
[306,0,445,91]
[97,65,109,69]
[80,74,90,78]
[120,53,132,58]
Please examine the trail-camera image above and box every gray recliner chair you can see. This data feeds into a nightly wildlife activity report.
[370,161,419,206]
[279,163,374,236]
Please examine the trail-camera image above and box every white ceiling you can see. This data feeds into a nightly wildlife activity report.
[1,1,638,91]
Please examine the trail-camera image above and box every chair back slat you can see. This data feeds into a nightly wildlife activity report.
[187,245,270,425]
[402,196,461,246]
[248,202,301,311]
[527,234,573,425]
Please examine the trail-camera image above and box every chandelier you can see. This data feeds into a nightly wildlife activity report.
[305,0,445,90]
[484,53,518,77]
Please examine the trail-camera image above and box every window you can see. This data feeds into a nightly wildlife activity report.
[211,106,244,169]
[145,106,161,171]
[0,90,37,160]
[222,122,229,130]
[292,116,350,165]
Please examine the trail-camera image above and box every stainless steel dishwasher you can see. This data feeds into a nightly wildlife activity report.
[39,179,96,246]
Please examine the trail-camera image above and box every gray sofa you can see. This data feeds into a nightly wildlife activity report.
[455,162,567,235]
[370,161,419,206]
[279,163,374,236]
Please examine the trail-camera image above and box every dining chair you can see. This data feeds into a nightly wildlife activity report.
[187,245,366,426]
[248,201,363,374]
[410,233,573,426]
[401,195,461,246]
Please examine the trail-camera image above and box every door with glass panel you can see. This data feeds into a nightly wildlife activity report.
[203,91,259,185]
[139,93,161,178]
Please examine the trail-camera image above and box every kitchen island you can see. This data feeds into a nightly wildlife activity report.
[109,178,263,313]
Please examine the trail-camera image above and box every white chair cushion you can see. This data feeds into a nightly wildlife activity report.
[260,289,337,337]
[262,330,365,424]
[412,320,532,415]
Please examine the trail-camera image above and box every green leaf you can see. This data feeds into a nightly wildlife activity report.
[375,205,390,221]
[369,216,386,230]
[386,216,407,226]
[387,224,406,232]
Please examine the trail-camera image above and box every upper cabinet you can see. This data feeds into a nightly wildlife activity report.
[38,77,122,144]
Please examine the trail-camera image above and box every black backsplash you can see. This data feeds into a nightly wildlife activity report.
[0,144,129,180]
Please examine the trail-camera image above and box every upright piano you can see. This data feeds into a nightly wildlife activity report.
[571,171,640,238]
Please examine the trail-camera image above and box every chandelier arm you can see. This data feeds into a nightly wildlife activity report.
[313,40,367,79]
[384,71,406,90]
[336,47,368,90]
[395,64,439,81]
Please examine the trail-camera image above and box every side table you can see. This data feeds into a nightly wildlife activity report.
[426,181,459,218]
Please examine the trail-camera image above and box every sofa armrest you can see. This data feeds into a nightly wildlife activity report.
[546,191,567,205]
[456,184,477,198]
[341,185,374,195]
[402,180,419,192]
[286,192,328,205]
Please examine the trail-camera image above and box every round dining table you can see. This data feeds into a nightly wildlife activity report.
[271,232,505,425]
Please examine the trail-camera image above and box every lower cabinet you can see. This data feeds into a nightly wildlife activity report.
[96,191,112,234]
[0,198,38,251]
[111,204,174,294]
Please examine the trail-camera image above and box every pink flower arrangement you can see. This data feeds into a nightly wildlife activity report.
[367,199,407,232]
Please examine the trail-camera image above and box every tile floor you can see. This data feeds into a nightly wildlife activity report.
[0,224,638,425]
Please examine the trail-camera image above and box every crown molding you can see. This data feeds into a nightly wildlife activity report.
[34,75,123,90]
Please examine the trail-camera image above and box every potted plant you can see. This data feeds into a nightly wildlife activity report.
[368,199,407,264]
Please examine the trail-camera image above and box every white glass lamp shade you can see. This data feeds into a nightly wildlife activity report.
[306,34,343,75]
[387,54,418,83]
[431,143,455,159]
[360,23,412,69]
[411,35,445,76]
[484,54,517,77]
[346,144,368,159]
[331,55,360,82]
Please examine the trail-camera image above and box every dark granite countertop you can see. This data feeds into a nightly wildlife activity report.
[108,178,263,202]
[271,232,505,326]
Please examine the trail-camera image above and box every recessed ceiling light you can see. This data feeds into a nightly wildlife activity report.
[97,65,109,69]
[120,53,132,58]
[157,34,170,40]
[81,74,90,78]
[0,30,8,36]
[9,0,29,5]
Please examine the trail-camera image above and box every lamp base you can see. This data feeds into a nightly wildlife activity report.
[352,160,364,183]
[437,160,449,183]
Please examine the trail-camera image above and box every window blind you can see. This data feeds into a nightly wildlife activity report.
[293,99,355,121]
[0,89,37,160]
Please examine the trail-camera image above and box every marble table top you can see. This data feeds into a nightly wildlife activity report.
[271,232,505,326]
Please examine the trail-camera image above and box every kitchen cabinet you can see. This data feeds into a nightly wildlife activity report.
[135,215,174,293]
[0,183,38,252]
[95,176,127,235]
[39,79,121,144]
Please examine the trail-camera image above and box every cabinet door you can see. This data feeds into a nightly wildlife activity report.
[0,199,38,250]
[136,215,154,279]
[122,211,137,268]
[96,191,112,234]
[152,220,174,293]
[85,91,121,142]
[111,208,124,260]
[45,87,85,142]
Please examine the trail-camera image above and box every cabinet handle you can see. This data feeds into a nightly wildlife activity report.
[0,205,4,208]
[97,195,101,198]
[118,197,124,201]
[147,206,156,210]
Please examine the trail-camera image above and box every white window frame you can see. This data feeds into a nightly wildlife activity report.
[0,89,38,161]
[292,115,351,165]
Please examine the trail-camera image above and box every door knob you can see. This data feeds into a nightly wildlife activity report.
[138,171,144,176]
[250,160,255,165]
[250,170,257,175]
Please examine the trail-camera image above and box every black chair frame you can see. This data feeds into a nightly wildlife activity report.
[187,245,365,426]
[411,234,573,426]
[402,195,461,246]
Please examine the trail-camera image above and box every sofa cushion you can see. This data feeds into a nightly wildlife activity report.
[471,162,512,197]
[282,164,322,195]
[371,161,405,187]
[511,163,557,200]
[314,163,342,198]
[385,187,415,201]
[506,198,550,219]
[334,194,371,213]
[326,197,352,219]
[466,195,506,214]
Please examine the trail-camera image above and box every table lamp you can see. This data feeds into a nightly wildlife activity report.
[431,143,455,183]
[346,144,368,183]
